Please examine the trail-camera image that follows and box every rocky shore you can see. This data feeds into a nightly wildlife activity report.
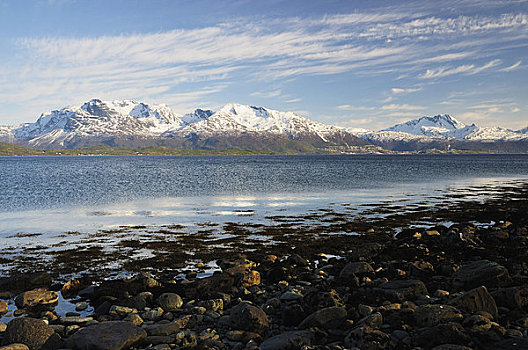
[1,183,528,349]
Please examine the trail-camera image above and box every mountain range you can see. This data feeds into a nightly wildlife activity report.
[0,99,527,153]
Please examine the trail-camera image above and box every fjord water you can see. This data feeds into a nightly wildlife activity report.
[1,154,528,234]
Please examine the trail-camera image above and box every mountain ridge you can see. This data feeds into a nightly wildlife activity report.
[0,99,526,152]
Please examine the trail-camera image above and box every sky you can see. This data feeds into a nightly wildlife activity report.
[0,0,527,130]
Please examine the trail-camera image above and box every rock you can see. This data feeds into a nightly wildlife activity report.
[356,312,383,329]
[483,338,528,350]
[199,298,223,312]
[415,322,471,348]
[463,315,492,333]
[260,330,314,350]
[410,260,435,278]
[189,273,234,298]
[0,273,51,295]
[450,286,498,319]
[298,306,347,329]
[123,313,143,326]
[143,321,181,336]
[0,322,7,332]
[14,290,58,311]
[431,345,474,350]
[59,316,94,324]
[61,279,82,297]
[414,304,463,327]
[70,321,146,350]
[281,303,306,327]
[339,262,374,279]
[3,318,55,350]
[491,286,528,310]
[344,326,390,349]
[128,291,153,310]
[109,305,136,317]
[453,260,511,290]
[230,302,269,334]
[279,292,303,302]
[0,301,7,315]
[374,279,428,302]
[239,270,261,287]
[75,302,88,312]
[0,344,30,350]
[346,243,383,261]
[158,293,183,312]
[142,308,164,321]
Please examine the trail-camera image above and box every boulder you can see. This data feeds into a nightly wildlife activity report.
[450,286,498,319]
[374,279,428,302]
[414,304,463,327]
[344,326,390,349]
[298,306,347,329]
[415,322,471,348]
[69,321,146,350]
[0,345,30,350]
[2,318,55,350]
[14,290,58,312]
[230,302,269,334]
[0,301,7,315]
[158,293,183,312]
[260,330,314,350]
[453,260,511,290]
[490,286,528,310]
[463,315,492,333]
[339,262,374,279]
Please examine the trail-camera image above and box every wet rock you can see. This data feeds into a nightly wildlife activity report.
[230,302,269,334]
[123,313,143,326]
[189,273,234,298]
[344,326,390,349]
[414,304,463,327]
[339,262,374,279]
[61,279,82,297]
[410,260,435,278]
[239,270,261,287]
[260,330,314,350]
[0,273,51,296]
[298,306,347,329]
[0,345,30,350]
[0,301,7,315]
[415,322,471,348]
[346,243,383,261]
[2,318,55,350]
[109,305,136,317]
[450,286,498,319]
[14,290,58,312]
[69,321,146,350]
[463,315,492,333]
[453,260,511,290]
[128,291,153,310]
[374,279,428,302]
[356,312,383,329]
[158,293,183,312]
[491,286,528,310]
[281,303,306,327]
[142,307,164,321]
[75,302,88,312]
[0,322,7,332]
[431,345,474,350]
[143,321,182,336]
[59,316,94,324]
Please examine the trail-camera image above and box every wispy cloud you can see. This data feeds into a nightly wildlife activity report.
[500,60,522,72]
[336,105,376,111]
[250,90,282,98]
[381,104,425,111]
[420,59,501,79]
[391,87,421,95]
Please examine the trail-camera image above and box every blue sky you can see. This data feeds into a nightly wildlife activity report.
[0,0,527,130]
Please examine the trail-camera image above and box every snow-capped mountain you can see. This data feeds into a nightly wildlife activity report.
[352,114,528,143]
[178,103,346,141]
[1,99,364,149]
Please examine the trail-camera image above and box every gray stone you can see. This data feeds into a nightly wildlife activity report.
[415,322,471,348]
[298,306,347,329]
[59,316,94,324]
[230,302,269,334]
[142,321,181,336]
[374,279,428,302]
[260,330,314,350]
[344,326,390,349]
[70,321,146,350]
[414,304,463,327]
[2,318,55,350]
[453,260,511,290]
[450,286,498,319]
[340,262,374,279]
[158,293,183,312]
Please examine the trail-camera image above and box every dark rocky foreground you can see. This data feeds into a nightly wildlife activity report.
[1,185,528,349]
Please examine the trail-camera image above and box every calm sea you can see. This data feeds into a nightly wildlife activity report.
[1,154,527,234]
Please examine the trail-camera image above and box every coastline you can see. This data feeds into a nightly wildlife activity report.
[1,180,527,349]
